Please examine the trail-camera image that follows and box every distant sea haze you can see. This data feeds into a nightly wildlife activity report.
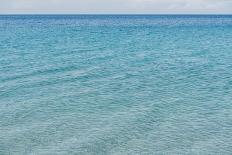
[0,15,232,155]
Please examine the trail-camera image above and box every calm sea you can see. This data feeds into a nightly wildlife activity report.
[1,15,232,154]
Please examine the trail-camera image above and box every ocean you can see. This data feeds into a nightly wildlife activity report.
[0,15,232,154]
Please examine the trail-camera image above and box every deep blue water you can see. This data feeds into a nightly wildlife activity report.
[1,15,232,155]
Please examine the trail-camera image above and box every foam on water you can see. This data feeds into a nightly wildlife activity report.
[1,15,232,154]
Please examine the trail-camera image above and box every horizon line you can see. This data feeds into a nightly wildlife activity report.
[1,13,232,15]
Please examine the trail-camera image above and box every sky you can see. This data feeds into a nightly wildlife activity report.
[0,0,232,14]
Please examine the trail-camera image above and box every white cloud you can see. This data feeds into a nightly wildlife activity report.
[0,0,232,14]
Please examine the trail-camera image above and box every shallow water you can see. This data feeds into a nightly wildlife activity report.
[1,15,232,155]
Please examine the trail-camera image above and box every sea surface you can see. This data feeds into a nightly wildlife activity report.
[0,15,232,155]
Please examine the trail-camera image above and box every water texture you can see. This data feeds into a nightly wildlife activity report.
[0,15,232,155]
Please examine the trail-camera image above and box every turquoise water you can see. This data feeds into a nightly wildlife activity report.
[1,15,232,154]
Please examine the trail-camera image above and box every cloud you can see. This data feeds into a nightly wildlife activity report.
[0,0,232,14]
